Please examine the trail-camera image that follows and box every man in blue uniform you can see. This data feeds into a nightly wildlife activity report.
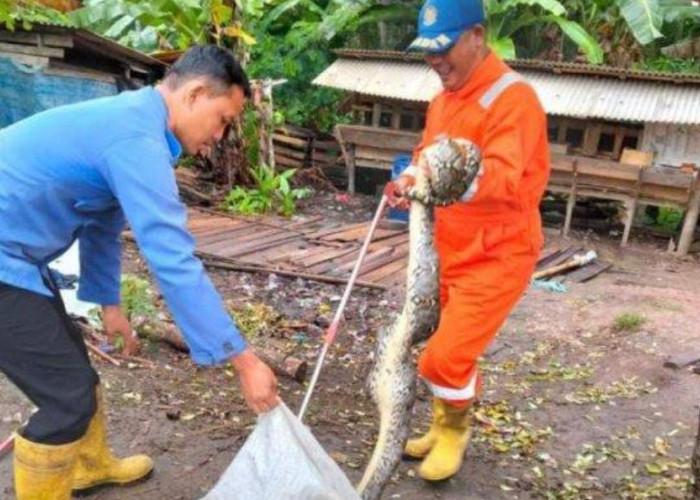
[0,45,279,499]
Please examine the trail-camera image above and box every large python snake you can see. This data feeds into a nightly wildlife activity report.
[357,138,482,500]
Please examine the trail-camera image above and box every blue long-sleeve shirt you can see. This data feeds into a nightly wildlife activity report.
[0,87,247,365]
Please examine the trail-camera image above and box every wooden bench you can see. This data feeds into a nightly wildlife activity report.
[549,154,699,251]
[335,124,419,194]
[335,125,700,254]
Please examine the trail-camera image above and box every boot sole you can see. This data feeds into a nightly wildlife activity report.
[72,468,154,497]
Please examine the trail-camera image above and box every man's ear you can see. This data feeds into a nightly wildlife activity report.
[471,25,485,41]
[185,80,208,109]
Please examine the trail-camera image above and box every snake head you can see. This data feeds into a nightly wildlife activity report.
[411,137,482,207]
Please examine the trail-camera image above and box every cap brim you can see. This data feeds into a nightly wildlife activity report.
[406,28,463,53]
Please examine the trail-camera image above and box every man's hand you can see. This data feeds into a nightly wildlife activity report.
[383,174,416,210]
[231,349,279,414]
[102,305,139,356]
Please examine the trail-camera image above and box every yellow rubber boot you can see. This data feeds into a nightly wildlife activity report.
[418,400,472,482]
[14,433,82,500]
[404,398,445,459]
[72,387,153,495]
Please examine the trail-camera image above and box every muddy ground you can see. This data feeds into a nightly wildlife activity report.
[2,192,700,500]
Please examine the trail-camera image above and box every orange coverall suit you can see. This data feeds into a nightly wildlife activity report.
[414,53,551,405]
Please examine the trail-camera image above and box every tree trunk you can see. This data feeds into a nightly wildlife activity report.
[689,408,700,500]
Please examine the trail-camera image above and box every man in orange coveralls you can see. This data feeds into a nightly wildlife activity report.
[384,0,551,482]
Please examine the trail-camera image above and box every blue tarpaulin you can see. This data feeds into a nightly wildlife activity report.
[0,56,117,128]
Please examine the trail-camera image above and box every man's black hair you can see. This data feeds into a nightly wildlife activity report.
[164,45,251,98]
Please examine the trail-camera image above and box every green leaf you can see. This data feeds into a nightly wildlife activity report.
[489,0,567,16]
[280,168,297,180]
[618,0,664,45]
[104,14,135,38]
[488,36,517,59]
[260,0,303,30]
[545,16,605,63]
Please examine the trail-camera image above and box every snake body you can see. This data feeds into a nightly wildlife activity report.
[357,138,482,500]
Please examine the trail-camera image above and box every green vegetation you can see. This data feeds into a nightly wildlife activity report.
[612,312,646,333]
[120,274,157,322]
[222,165,311,217]
[69,0,249,53]
[0,0,70,30]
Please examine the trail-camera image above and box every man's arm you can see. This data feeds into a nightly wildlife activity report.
[100,136,245,364]
[99,136,277,411]
[463,84,547,205]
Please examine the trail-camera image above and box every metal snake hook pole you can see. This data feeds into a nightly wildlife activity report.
[298,195,389,422]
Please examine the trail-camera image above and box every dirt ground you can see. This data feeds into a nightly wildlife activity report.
[2,193,700,500]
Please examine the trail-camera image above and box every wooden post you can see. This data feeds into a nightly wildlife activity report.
[371,103,381,128]
[677,172,700,256]
[347,144,356,195]
[391,108,401,130]
[612,127,625,160]
[556,118,568,145]
[622,166,644,247]
[563,160,578,237]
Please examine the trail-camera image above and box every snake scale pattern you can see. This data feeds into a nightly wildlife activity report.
[357,138,482,500]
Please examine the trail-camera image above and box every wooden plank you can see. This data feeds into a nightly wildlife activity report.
[255,241,320,264]
[200,254,386,291]
[0,31,74,48]
[360,257,408,282]
[268,243,335,263]
[189,218,245,232]
[273,134,308,149]
[320,225,401,243]
[536,248,566,270]
[343,245,409,275]
[553,154,693,189]
[297,246,359,268]
[198,228,284,253]
[379,267,408,287]
[196,224,271,245]
[0,52,49,67]
[275,145,307,161]
[306,221,368,240]
[312,139,339,150]
[44,63,116,84]
[0,41,64,58]
[275,156,303,168]
[620,148,654,167]
[356,145,406,164]
[333,247,395,274]
[538,246,583,271]
[308,231,408,275]
[219,234,302,259]
[287,215,326,231]
[336,125,420,151]
[567,260,612,283]
[677,176,700,255]
[191,223,248,239]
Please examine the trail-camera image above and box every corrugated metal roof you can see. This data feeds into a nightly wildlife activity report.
[525,72,700,124]
[313,58,443,102]
[334,49,700,85]
[313,54,700,125]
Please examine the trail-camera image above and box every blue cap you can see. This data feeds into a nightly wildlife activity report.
[407,0,485,53]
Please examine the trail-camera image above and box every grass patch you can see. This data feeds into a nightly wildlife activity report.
[613,313,646,333]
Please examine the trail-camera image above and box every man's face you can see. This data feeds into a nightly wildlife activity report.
[424,27,485,91]
[175,81,246,156]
